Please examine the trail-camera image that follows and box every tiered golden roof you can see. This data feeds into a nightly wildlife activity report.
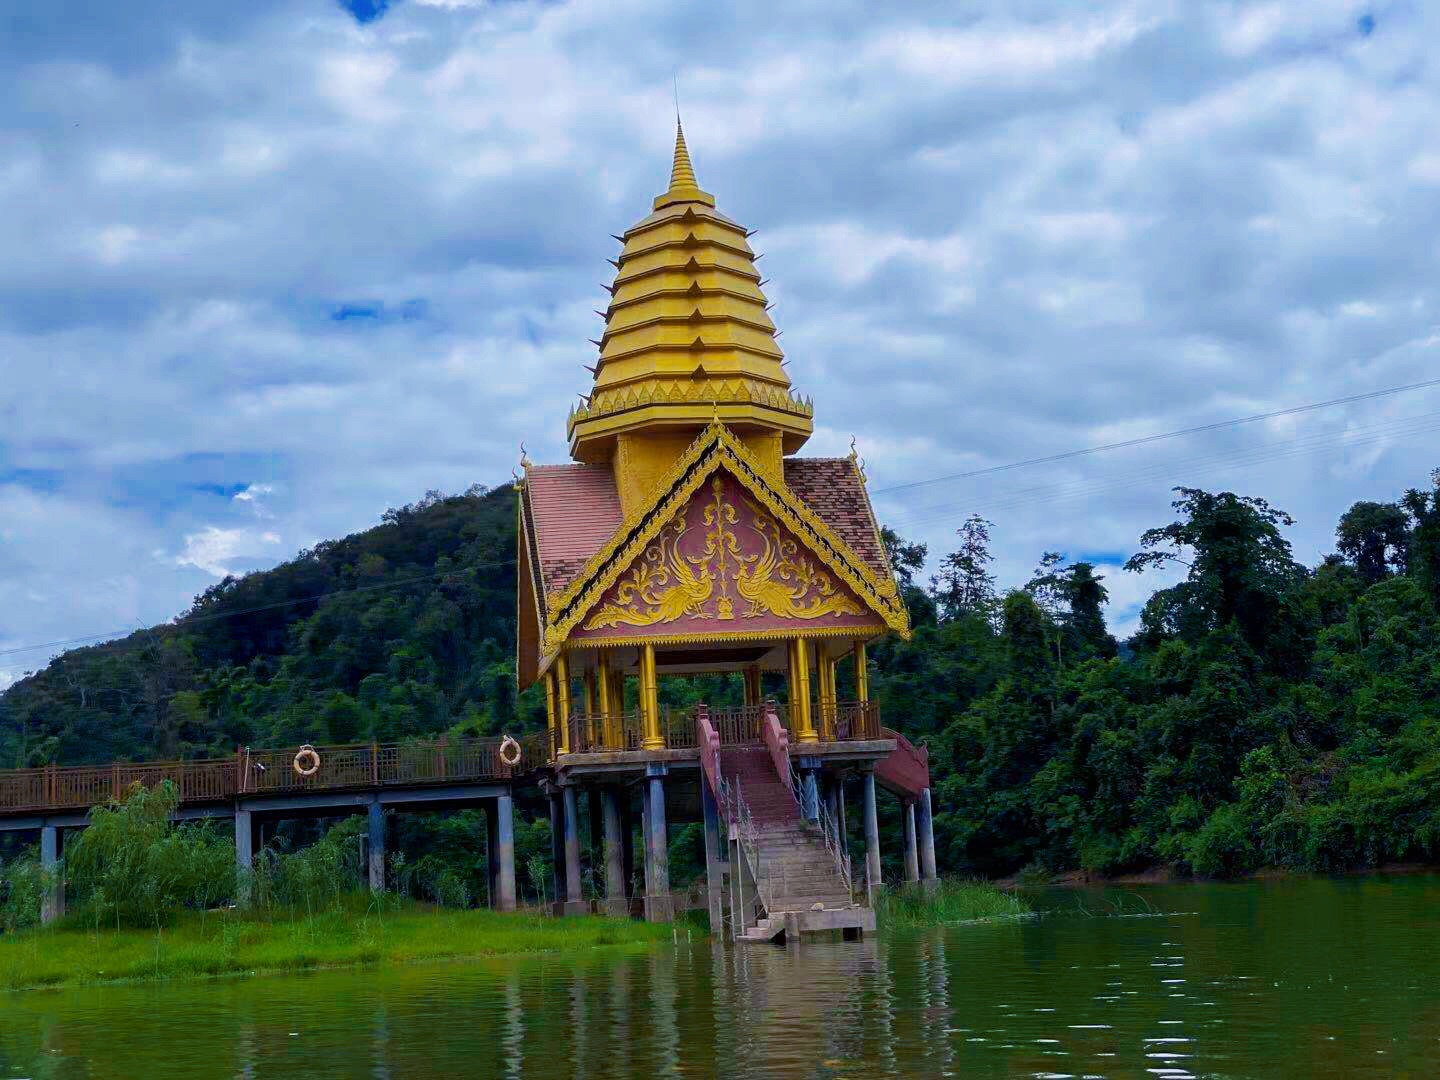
[568,122,813,469]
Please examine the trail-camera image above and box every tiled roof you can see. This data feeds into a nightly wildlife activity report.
[523,465,623,595]
[521,456,892,600]
[783,458,890,580]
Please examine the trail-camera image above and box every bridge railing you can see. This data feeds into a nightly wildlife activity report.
[0,735,529,818]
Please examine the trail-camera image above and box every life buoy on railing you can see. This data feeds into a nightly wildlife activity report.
[293,744,321,777]
[498,735,522,768]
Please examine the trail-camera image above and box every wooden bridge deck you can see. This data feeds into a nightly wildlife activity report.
[0,733,549,820]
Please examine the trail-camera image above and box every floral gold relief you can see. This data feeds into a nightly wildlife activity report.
[579,471,867,633]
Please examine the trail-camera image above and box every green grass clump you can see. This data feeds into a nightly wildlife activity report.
[876,878,1032,929]
[0,895,671,992]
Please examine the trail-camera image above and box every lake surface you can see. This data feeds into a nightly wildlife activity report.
[5,876,1440,1078]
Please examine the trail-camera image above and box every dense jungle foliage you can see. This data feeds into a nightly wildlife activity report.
[4,466,1440,888]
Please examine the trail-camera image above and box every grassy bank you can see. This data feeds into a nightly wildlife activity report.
[0,898,671,992]
[876,879,1033,928]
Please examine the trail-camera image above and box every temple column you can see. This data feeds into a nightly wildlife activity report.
[601,786,627,916]
[549,791,565,909]
[555,653,572,754]
[918,787,938,888]
[854,640,869,703]
[903,800,920,884]
[743,666,762,708]
[701,774,726,931]
[597,657,615,749]
[367,800,385,892]
[643,765,672,922]
[862,770,882,897]
[582,668,598,750]
[544,670,558,760]
[40,825,63,924]
[817,645,836,739]
[562,784,585,914]
[789,638,816,743]
[495,789,517,911]
[485,799,500,904]
[640,643,663,751]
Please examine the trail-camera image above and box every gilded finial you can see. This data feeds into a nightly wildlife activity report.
[519,442,532,469]
[849,435,858,461]
[654,115,714,210]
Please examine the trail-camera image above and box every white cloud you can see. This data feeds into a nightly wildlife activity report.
[174,526,282,578]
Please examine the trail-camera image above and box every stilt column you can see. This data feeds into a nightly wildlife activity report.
[700,775,726,931]
[562,785,586,914]
[367,800,385,892]
[643,765,672,922]
[862,770,882,896]
[918,787,938,888]
[903,800,920,884]
[549,791,565,909]
[40,825,63,924]
[235,807,254,906]
[495,789,517,911]
[601,786,627,916]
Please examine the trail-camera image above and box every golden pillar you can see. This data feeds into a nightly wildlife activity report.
[582,667,598,748]
[597,657,614,750]
[789,638,816,743]
[555,652,572,754]
[640,643,663,750]
[854,640,869,703]
[743,665,762,708]
[544,669,558,759]
[817,645,836,740]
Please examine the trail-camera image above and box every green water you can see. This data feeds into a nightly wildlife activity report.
[4,877,1440,1078]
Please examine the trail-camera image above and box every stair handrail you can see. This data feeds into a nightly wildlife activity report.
[720,775,773,923]
[697,704,723,803]
[787,757,855,904]
[761,702,791,790]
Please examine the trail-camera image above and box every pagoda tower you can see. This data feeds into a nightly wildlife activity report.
[516,124,933,930]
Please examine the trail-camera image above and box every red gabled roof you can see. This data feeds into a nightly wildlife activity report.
[523,464,623,595]
[783,458,889,579]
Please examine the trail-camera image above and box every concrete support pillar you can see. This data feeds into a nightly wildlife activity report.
[367,800,385,892]
[588,787,602,878]
[495,790,517,912]
[620,792,636,897]
[562,785,585,914]
[825,777,841,846]
[643,767,672,922]
[700,776,725,931]
[918,787,938,888]
[799,757,821,823]
[549,792,565,908]
[836,775,848,851]
[601,786,627,916]
[235,807,254,905]
[903,800,920,884]
[640,643,663,751]
[40,825,63,924]
[862,771,882,895]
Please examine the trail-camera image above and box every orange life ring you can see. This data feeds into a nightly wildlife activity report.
[498,735,522,768]
[293,745,321,777]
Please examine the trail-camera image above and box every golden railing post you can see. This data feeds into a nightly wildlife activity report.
[640,642,663,750]
[556,652,572,754]
[790,638,817,743]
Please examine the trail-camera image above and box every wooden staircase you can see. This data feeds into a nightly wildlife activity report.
[718,746,872,942]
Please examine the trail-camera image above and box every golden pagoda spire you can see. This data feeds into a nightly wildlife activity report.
[654,117,714,210]
[569,119,813,512]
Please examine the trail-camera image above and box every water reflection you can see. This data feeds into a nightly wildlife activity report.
[6,878,1440,1077]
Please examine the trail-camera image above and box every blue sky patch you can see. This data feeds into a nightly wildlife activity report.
[1357,13,1376,36]
[338,0,393,25]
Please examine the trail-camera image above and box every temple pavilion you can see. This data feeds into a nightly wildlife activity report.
[516,123,936,938]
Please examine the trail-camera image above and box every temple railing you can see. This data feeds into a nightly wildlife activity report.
[707,705,769,745]
[559,711,643,754]
[827,701,883,741]
[0,735,530,818]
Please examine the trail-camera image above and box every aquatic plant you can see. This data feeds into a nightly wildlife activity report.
[875,879,1031,929]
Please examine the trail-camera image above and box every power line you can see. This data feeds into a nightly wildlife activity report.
[870,377,1440,496]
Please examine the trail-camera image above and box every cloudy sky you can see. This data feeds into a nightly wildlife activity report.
[3,0,1439,687]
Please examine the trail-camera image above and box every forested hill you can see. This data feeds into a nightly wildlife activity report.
[0,485,529,770]
[5,466,1440,881]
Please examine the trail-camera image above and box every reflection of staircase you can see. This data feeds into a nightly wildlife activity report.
[718,746,872,942]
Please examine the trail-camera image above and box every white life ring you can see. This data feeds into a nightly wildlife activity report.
[498,735,522,768]
[293,744,321,777]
